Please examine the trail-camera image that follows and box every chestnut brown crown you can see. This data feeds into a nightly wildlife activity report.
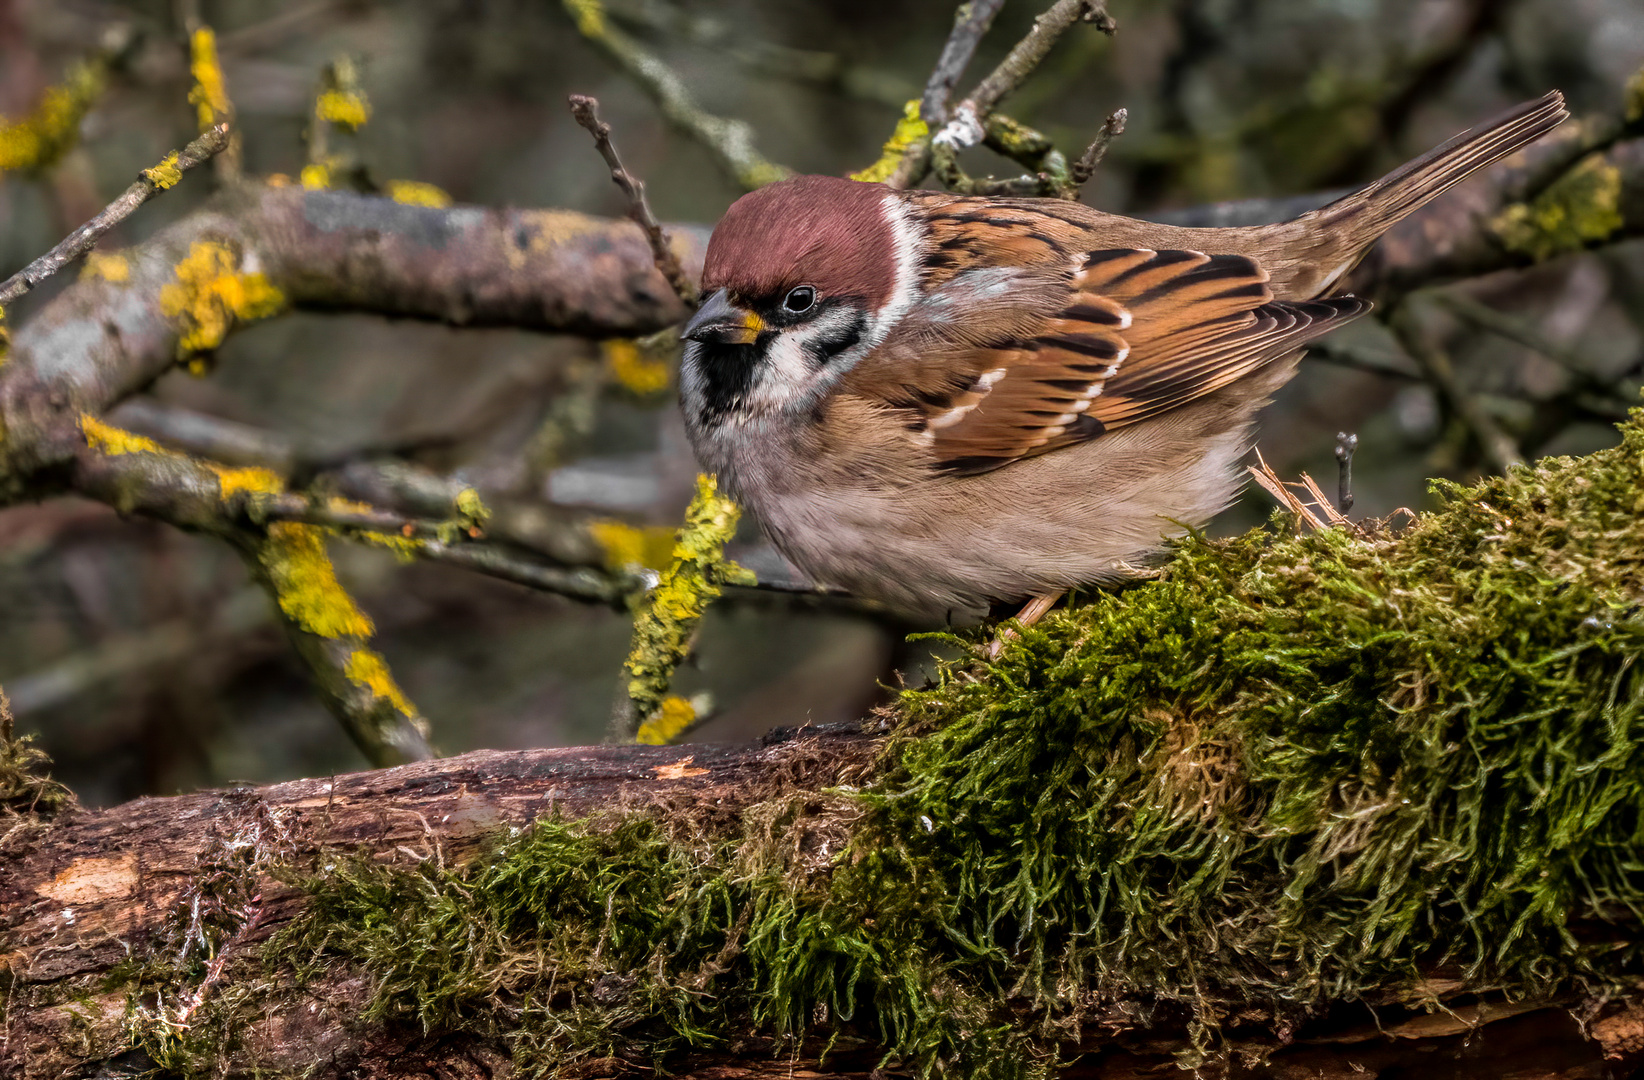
[700,175,900,312]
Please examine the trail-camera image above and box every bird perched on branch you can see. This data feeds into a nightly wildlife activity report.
[680,92,1568,622]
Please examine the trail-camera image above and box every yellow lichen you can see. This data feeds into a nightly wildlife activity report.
[564,0,607,37]
[79,415,167,457]
[142,152,183,190]
[603,338,672,396]
[504,210,610,270]
[260,522,374,639]
[316,88,371,130]
[211,464,284,501]
[589,519,677,572]
[354,530,425,563]
[344,649,419,719]
[79,252,130,283]
[1492,152,1624,262]
[386,180,453,208]
[188,27,231,132]
[0,60,105,173]
[619,474,754,737]
[455,488,490,526]
[635,694,696,746]
[300,162,333,190]
[157,241,287,357]
[850,99,929,183]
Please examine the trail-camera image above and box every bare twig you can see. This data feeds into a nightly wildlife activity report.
[417,543,638,606]
[569,94,699,309]
[1335,432,1358,514]
[563,0,789,191]
[1072,107,1127,189]
[0,124,230,307]
[920,0,1009,127]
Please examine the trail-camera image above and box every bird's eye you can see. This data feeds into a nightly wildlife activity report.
[782,286,816,314]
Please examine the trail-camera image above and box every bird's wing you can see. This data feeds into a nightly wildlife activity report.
[845,246,1369,476]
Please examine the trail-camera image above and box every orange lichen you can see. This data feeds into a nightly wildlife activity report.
[316,88,370,129]
[589,518,676,572]
[603,339,672,396]
[80,252,131,283]
[635,695,698,746]
[142,153,183,190]
[210,464,284,502]
[0,60,105,173]
[79,415,168,457]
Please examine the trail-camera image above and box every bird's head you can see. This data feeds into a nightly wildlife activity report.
[681,175,920,427]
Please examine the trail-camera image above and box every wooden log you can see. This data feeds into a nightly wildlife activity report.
[2,720,1639,1078]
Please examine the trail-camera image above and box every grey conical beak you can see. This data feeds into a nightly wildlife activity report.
[682,290,764,346]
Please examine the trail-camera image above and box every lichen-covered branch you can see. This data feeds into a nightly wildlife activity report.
[932,0,1115,154]
[616,474,752,743]
[919,0,1008,127]
[0,124,231,307]
[0,53,108,175]
[187,26,243,181]
[67,419,434,766]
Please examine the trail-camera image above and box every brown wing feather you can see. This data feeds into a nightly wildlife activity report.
[863,244,1369,476]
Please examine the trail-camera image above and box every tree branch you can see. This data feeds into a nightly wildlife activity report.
[919,0,1008,127]
[0,124,231,307]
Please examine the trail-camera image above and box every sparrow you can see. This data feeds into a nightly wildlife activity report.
[679,92,1567,621]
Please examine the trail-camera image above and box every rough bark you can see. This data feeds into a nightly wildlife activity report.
[1,723,1639,1079]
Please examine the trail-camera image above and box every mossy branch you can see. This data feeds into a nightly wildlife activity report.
[9,415,1644,1077]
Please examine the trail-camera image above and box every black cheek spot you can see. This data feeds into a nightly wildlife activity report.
[804,310,868,367]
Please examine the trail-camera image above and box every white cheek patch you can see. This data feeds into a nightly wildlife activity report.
[742,308,869,414]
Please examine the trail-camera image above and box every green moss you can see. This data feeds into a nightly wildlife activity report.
[0,685,72,817]
[280,411,1644,1077]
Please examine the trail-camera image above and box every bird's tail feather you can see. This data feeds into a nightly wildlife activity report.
[1316,90,1568,240]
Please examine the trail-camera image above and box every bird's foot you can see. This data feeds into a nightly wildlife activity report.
[984,591,1063,660]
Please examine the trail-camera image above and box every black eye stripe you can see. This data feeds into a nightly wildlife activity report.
[783,286,816,313]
